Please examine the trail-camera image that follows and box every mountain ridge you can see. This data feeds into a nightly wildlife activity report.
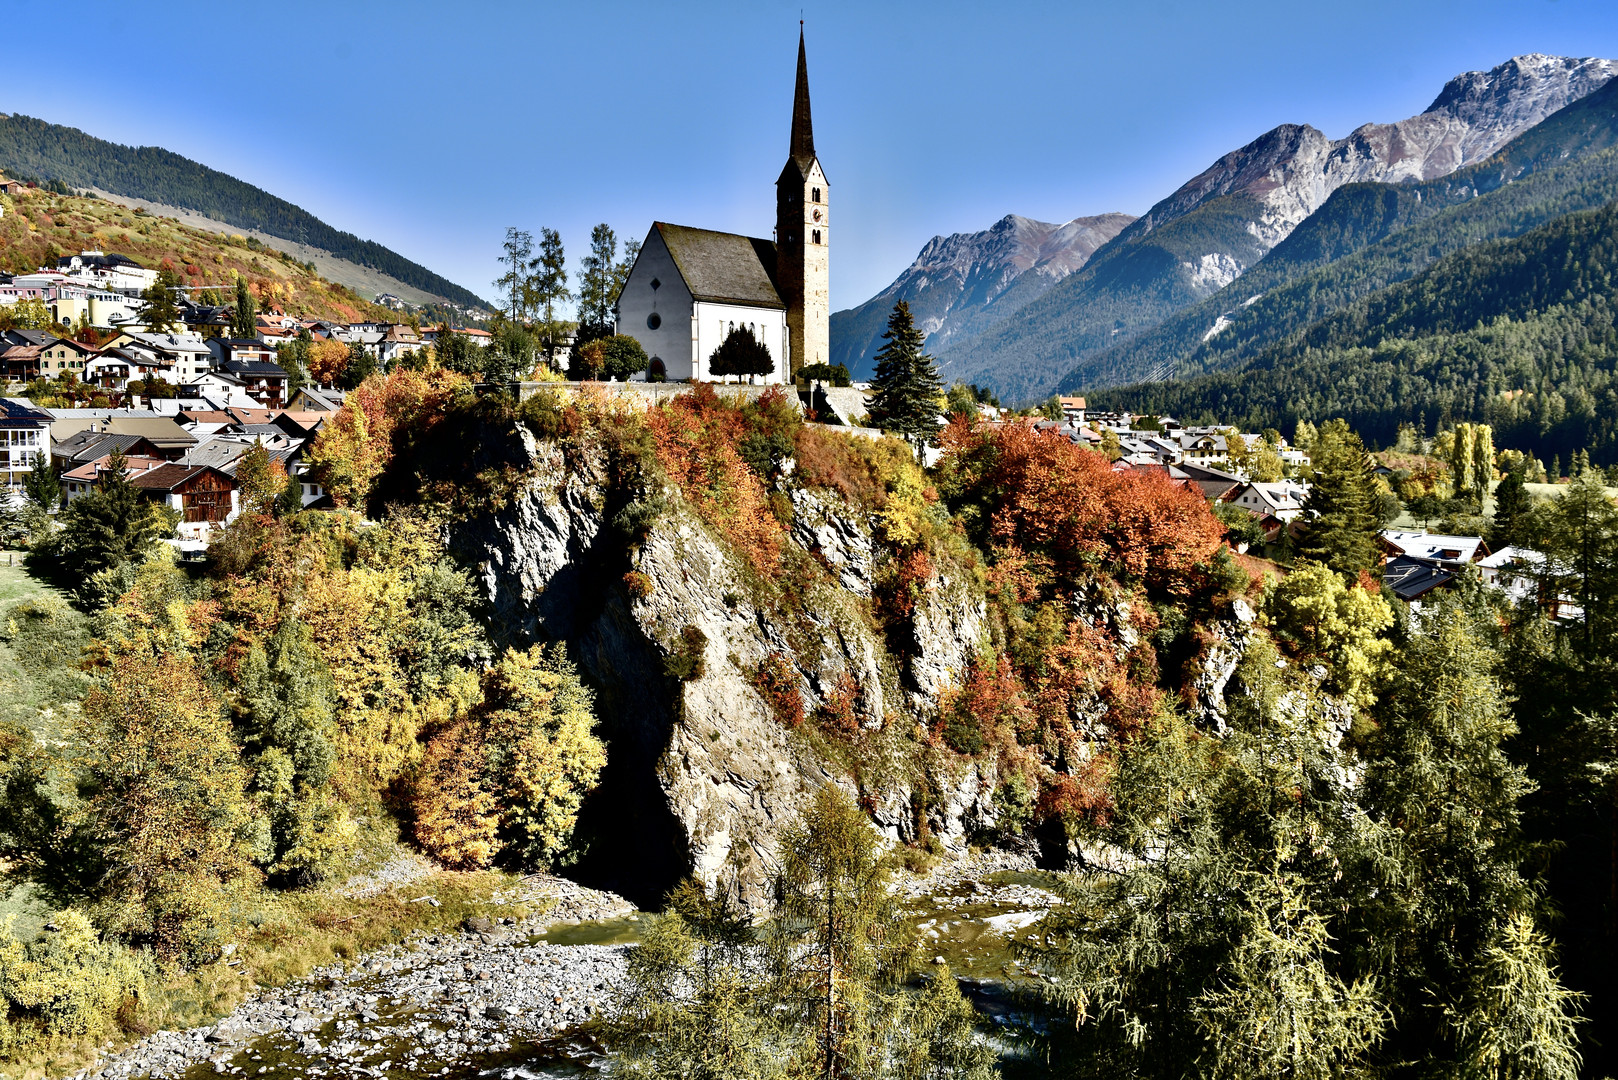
[829,212,1133,379]
[0,112,488,309]
[853,53,1618,402]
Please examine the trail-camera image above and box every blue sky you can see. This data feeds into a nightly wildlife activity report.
[6,0,1618,310]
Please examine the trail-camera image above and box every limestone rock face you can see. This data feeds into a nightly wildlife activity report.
[1189,597,1259,734]
[453,432,988,907]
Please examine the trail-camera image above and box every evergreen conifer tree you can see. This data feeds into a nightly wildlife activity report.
[867,301,943,461]
[232,276,257,339]
[22,457,61,511]
[139,268,184,334]
[58,446,167,578]
[1296,419,1381,576]
[1489,463,1531,549]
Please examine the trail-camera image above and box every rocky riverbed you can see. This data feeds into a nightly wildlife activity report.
[68,876,638,1080]
[67,854,1062,1080]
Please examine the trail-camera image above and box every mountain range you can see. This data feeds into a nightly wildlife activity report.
[831,54,1618,402]
[0,113,488,310]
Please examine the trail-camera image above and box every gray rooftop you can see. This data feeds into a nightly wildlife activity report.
[654,223,784,309]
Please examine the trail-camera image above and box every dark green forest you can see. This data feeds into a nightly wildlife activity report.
[1091,198,1618,461]
[0,114,486,309]
[1067,74,1618,395]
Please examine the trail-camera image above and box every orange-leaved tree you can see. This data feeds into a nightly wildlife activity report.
[306,338,351,387]
[938,416,1223,598]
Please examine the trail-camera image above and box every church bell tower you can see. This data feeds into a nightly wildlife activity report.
[776,26,828,379]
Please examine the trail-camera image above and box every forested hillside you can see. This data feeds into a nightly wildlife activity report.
[1067,74,1618,392]
[0,114,486,309]
[1092,199,1618,461]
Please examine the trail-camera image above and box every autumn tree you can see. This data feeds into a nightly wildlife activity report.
[306,338,351,387]
[73,651,257,963]
[234,440,286,516]
[414,644,605,869]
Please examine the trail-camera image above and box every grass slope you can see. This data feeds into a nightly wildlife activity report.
[0,113,486,309]
[0,186,404,325]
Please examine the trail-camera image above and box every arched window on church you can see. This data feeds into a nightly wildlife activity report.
[812,229,821,245]
[812,187,821,203]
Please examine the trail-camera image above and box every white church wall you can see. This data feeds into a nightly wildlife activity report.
[692,301,788,384]
[616,227,696,379]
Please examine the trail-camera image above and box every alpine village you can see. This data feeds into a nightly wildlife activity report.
[3,17,1618,1080]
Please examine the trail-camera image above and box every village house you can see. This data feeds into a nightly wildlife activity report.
[216,357,290,407]
[61,454,167,504]
[0,398,51,490]
[130,463,238,539]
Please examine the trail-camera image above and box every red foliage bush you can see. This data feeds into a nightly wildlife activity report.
[646,384,783,572]
[939,418,1224,597]
[751,652,804,728]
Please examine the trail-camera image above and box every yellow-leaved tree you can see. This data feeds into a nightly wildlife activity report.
[72,652,258,964]
[1264,561,1395,711]
[415,644,605,870]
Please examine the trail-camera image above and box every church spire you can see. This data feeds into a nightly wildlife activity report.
[790,25,815,168]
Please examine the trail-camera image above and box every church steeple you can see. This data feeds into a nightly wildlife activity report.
[777,25,828,379]
[789,26,815,170]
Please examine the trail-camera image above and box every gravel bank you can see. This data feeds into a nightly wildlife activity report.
[68,880,637,1080]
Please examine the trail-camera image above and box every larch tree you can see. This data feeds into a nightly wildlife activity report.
[495,227,534,322]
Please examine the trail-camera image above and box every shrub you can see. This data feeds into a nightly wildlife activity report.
[664,625,708,682]
[0,910,149,1046]
[623,571,654,600]
[751,653,804,729]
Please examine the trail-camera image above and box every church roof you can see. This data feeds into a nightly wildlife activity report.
[654,223,784,309]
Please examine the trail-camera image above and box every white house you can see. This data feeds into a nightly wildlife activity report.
[1228,480,1311,522]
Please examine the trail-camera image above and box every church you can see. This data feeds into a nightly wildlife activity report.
[613,30,829,384]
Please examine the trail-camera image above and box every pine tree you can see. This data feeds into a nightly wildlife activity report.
[22,457,61,511]
[57,446,167,579]
[867,301,943,461]
[1296,419,1381,576]
[140,268,184,334]
[232,275,257,339]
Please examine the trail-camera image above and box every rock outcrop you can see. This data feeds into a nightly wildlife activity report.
[453,431,987,908]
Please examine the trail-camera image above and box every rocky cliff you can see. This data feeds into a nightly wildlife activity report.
[451,425,989,908]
